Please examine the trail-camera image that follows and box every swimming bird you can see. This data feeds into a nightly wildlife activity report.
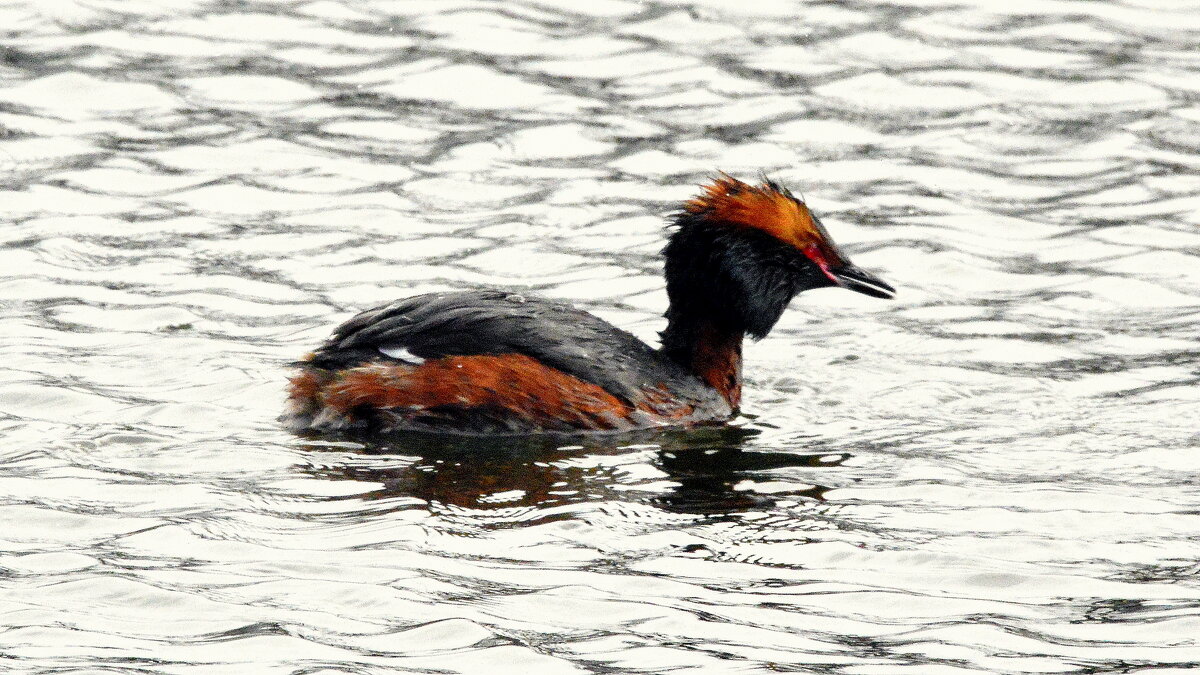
[285,176,894,435]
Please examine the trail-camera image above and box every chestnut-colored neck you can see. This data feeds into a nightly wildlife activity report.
[661,318,743,410]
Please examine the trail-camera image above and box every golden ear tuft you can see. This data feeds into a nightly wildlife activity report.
[685,175,825,251]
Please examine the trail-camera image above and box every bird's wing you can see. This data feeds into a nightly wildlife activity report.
[307,290,679,403]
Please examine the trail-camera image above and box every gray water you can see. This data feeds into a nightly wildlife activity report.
[2,1,1199,673]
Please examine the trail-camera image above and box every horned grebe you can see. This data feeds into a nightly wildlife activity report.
[285,176,895,435]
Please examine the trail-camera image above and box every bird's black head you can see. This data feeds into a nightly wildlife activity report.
[663,176,895,340]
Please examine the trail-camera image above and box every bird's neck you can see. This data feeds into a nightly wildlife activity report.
[660,314,743,410]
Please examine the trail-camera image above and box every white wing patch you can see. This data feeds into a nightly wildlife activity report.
[378,345,425,364]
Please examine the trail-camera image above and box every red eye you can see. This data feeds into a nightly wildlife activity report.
[802,244,839,283]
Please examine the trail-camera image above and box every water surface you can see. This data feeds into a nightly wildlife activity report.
[2,0,1199,673]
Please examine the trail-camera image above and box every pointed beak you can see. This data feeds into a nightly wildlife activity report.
[832,264,895,299]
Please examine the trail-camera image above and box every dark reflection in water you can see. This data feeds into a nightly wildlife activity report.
[299,426,843,519]
[653,445,845,515]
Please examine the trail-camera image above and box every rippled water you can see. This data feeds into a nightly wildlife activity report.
[2,0,1199,672]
